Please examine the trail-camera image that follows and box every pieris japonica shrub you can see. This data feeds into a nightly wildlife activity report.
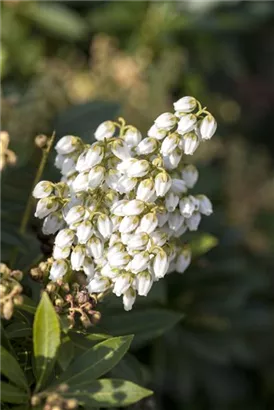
[33,96,217,311]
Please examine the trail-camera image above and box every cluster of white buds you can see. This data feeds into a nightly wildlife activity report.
[33,96,216,311]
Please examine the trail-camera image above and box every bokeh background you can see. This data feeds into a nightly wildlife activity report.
[1,1,274,409]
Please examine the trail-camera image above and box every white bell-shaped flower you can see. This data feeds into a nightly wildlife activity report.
[152,249,169,279]
[88,166,105,189]
[97,214,113,239]
[129,251,150,273]
[149,230,168,246]
[55,228,75,248]
[56,135,80,155]
[33,181,53,199]
[61,158,76,177]
[105,169,121,190]
[94,121,115,141]
[168,211,185,231]
[111,139,131,160]
[179,197,196,218]
[34,197,59,219]
[72,172,89,192]
[55,154,65,170]
[154,172,172,197]
[177,114,197,134]
[136,137,157,155]
[76,220,93,243]
[148,124,167,140]
[113,273,132,296]
[108,251,130,268]
[197,194,213,216]
[186,212,201,231]
[87,276,110,293]
[85,237,102,260]
[167,148,183,169]
[123,200,145,216]
[83,257,95,279]
[49,260,68,281]
[110,200,128,216]
[176,247,191,273]
[173,96,197,113]
[165,192,180,212]
[160,134,180,156]
[154,112,177,131]
[64,205,85,225]
[157,211,169,228]
[136,271,153,296]
[117,175,137,194]
[42,212,64,235]
[126,160,150,178]
[199,114,217,140]
[119,216,139,234]
[136,179,155,202]
[124,127,142,147]
[138,213,158,234]
[101,263,119,279]
[123,288,136,311]
[53,245,71,260]
[107,243,125,259]
[127,232,149,251]
[71,245,85,271]
[76,144,104,172]
[182,132,199,155]
[181,165,199,188]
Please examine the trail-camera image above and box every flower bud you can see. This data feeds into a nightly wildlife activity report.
[49,260,68,281]
[56,135,81,155]
[182,132,199,155]
[173,96,197,113]
[55,229,75,248]
[72,172,89,192]
[76,220,93,243]
[181,165,199,188]
[88,166,105,189]
[53,245,71,260]
[123,288,136,311]
[199,115,217,140]
[94,121,115,141]
[117,175,137,194]
[76,144,104,172]
[34,197,59,219]
[71,245,85,271]
[127,232,149,251]
[124,127,142,147]
[154,172,172,197]
[168,211,184,231]
[165,148,182,169]
[150,230,168,246]
[136,271,153,296]
[154,112,177,131]
[129,251,150,273]
[33,181,53,199]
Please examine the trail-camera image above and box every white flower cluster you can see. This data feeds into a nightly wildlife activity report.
[33,96,216,311]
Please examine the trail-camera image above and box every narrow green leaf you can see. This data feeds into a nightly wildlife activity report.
[6,322,32,339]
[33,292,61,391]
[69,331,111,350]
[56,335,133,387]
[1,346,28,390]
[99,309,183,348]
[1,322,16,356]
[110,353,146,385]
[57,336,74,371]
[64,378,153,407]
[1,381,29,404]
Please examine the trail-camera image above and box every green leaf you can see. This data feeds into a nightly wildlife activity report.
[189,233,218,257]
[24,3,88,40]
[5,322,32,339]
[57,336,74,371]
[69,331,111,350]
[64,378,153,407]
[99,309,183,348]
[110,353,146,385]
[0,381,29,404]
[56,335,133,387]
[1,346,28,391]
[33,292,61,391]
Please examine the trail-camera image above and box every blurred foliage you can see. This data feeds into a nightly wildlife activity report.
[1,1,274,409]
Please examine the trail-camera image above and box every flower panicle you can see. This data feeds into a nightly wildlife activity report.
[32,96,216,311]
